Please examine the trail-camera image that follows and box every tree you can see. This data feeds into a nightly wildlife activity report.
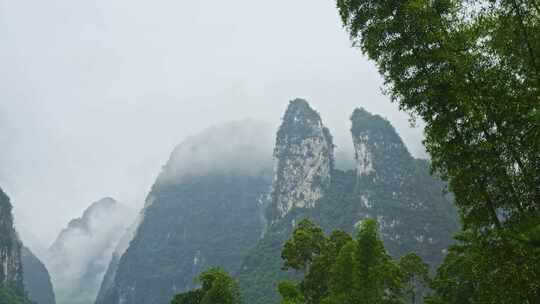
[425,230,540,304]
[280,218,409,304]
[281,219,326,273]
[171,290,203,304]
[277,281,304,304]
[399,253,430,304]
[337,0,539,234]
[281,219,351,304]
[336,0,540,301]
[301,230,352,304]
[324,241,357,304]
[171,267,240,304]
[352,219,403,304]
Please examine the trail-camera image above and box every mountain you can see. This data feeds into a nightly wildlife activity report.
[21,246,56,304]
[266,99,334,221]
[47,197,135,304]
[0,187,31,304]
[95,120,275,304]
[95,100,458,304]
[236,100,458,304]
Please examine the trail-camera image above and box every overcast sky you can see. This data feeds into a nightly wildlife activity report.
[0,0,426,245]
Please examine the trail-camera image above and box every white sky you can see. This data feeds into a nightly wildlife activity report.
[0,0,426,245]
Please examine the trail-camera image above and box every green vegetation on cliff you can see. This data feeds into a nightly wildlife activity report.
[0,285,32,304]
[0,188,33,304]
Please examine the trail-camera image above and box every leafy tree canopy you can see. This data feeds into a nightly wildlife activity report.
[399,253,430,304]
[279,218,430,304]
[337,0,540,301]
[171,267,241,304]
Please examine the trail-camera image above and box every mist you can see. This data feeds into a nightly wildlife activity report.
[46,198,136,304]
[0,0,426,245]
[156,120,274,186]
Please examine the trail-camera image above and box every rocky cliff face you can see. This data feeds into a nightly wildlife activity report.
[237,102,458,304]
[351,108,413,181]
[348,108,458,262]
[47,197,135,304]
[269,99,333,220]
[95,120,274,304]
[0,187,31,303]
[0,188,23,289]
[21,246,56,304]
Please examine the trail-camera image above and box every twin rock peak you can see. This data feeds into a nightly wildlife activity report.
[271,98,407,219]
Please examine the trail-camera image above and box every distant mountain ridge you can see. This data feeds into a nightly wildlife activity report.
[47,197,135,304]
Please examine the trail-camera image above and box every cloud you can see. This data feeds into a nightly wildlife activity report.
[0,0,425,244]
[156,120,274,186]
[45,198,136,304]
